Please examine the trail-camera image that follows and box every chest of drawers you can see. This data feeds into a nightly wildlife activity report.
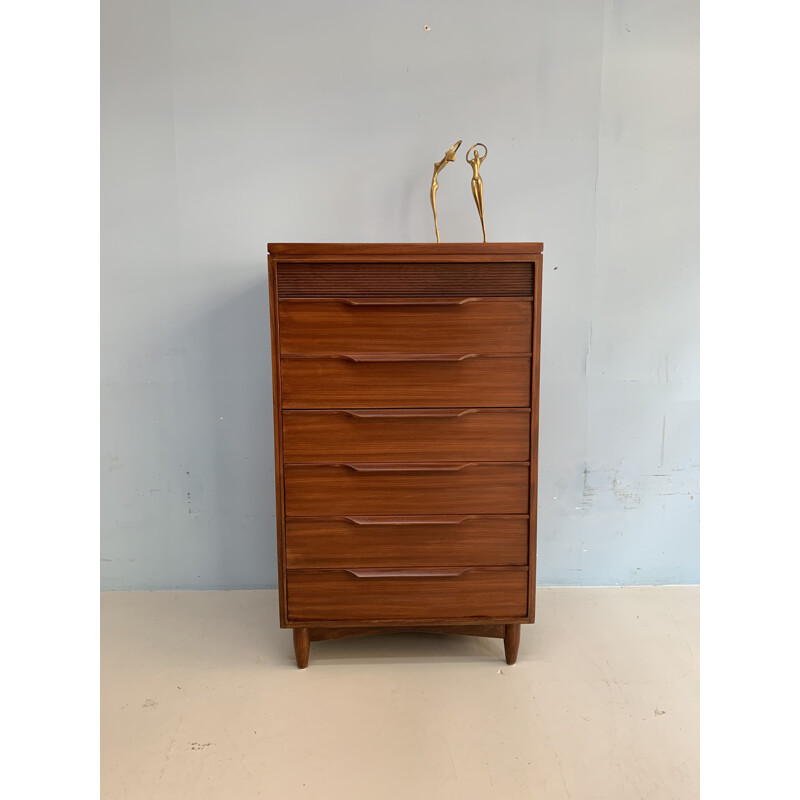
[267,243,543,667]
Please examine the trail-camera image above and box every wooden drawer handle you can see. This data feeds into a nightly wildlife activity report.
[339,298,480,307]
[344,568,472,578]
[339,353,478,363]
[340,463,478,473]
[341,515,478,526]
[337,409,479,419]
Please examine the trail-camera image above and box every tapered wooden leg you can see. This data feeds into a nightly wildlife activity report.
[504,623,521,665]
[293,627,310,669]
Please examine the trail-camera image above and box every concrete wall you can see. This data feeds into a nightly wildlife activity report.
[101,0,698,589]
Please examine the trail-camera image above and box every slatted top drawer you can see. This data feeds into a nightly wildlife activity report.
[275,262,535,298]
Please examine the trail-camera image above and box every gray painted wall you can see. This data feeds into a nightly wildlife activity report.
[101,0,698,589]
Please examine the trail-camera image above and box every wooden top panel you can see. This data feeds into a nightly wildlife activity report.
[268,243,543,260]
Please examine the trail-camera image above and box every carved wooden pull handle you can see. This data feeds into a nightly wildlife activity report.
[337,409,479,419]
[344,568,472,578]
[341,463,478,473]
[341,515,478,526]
[339,353,478,363]
[340,298,480,307]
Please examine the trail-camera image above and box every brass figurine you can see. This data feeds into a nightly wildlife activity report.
[466,143,488,242]
[430,139,462,243]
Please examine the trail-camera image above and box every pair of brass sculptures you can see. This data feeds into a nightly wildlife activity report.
[430,140,488,243]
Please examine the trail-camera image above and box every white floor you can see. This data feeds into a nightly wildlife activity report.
[101,587,698,799]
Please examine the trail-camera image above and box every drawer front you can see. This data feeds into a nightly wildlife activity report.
[283,408,530,463]
[280,356,531,408]
[284,463,530,515]
[287,567,529,621]
[276,261,534,298]
[279,298,531,355]
[285,515,529,568]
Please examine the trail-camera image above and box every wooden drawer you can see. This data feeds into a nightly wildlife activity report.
[287,567,529,621]
[283,408,530,463]
[285,515,529,568]
[278,298,531,355]
[280,355,531,408]
[284,462,530,515]
[275,259,535,298]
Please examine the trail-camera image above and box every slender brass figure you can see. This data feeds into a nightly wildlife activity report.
[466,143,488,242]
[430,139,462,243]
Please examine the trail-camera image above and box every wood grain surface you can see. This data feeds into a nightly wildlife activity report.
[280,355,531,408]
[279,298,531,354]
[287,567,529,621]
[268,243,543,258]
[282,408,530,462]
[285,514,529,568]
[283,462,530,515]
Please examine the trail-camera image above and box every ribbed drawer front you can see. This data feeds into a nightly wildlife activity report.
[280,356,531,408]
[287,567,529,621]
[278,298,531,355]
[285,515,529,568]
[277,262,534,298]
[284,462,530,515]
[283,408,530,463]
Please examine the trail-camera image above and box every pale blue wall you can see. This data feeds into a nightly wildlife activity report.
[101,0,698,588]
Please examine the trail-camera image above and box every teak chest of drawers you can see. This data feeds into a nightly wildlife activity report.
[267,243,543,667]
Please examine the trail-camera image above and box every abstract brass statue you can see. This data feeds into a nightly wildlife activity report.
[466,143,488,243]
[430,139,462,243]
